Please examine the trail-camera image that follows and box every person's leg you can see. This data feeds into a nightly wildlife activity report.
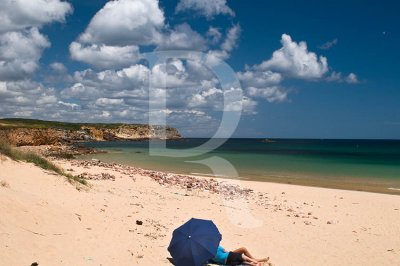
[233,247,269,263]
[241,261,259,266]
[242,254,261,265]
[232,247,254,259]
[256,257,269,263]
[241,259,261,265]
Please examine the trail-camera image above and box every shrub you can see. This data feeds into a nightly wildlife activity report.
[0,139,86,186]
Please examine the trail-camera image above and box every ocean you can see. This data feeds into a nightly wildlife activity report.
[79,139,400,195]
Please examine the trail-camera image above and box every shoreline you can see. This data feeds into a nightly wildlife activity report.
[78,152,400,196]
[1,153,400,265]
[66,157,400,198]
[15,143,400,196]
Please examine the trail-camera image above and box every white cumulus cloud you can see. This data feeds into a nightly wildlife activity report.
[346,73,359,84]
[157,23,207,51]
[78,0,164,46]
[206,27,222,44]
[206,24,241,64]
[176,0,234,19]
[327,71,360,84]
[0,0,72,33]
[58,101,79,110]
[61,82,101,101]
[258,34,329,79]
[95,98,125,106]
[70,0,167,69]
[237,70,282,88]
[70,42,140,69]
[0,80,60,117]
[237,67,287,103]
[0,0,71,82]
[50,62,67,72]
[246,86,288,103]
[0,28,50,80]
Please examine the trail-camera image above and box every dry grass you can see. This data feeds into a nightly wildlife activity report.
[0,139,87,186]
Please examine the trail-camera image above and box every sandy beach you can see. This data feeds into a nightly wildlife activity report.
[1,0,400,265]
[1,154,400,266]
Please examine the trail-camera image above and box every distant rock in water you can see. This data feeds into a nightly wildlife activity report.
[261,138,276,143]
[0,118,181,146]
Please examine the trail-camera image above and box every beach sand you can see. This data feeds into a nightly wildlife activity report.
[1,155,400,265]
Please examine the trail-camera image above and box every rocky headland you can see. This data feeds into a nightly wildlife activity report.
[0,118,181,146]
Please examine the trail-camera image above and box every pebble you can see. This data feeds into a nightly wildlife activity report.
[77,172,116,181]
[71,160,253,200]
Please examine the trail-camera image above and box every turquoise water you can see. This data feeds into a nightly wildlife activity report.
[79,139,400,194]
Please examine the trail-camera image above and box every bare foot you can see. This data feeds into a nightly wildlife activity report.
[258,257,270,262]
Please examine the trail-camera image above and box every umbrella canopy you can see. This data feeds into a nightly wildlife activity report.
[168,218,222,266]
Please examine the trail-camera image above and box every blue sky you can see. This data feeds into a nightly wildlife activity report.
[0,0,399,139]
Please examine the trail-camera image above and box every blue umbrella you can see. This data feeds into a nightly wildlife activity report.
[168,218,222,266]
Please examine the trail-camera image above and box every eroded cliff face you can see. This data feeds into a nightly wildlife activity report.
[0,125,181,146]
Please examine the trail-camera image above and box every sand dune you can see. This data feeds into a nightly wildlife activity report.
[1,156,399,265]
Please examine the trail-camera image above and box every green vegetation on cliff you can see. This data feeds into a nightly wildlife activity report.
[0,118,149,130]
[0,118,181,146]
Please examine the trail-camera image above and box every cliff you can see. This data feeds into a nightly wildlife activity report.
[0,118,181,146]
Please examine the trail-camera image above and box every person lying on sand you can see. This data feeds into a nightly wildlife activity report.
[211,245,269,266]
